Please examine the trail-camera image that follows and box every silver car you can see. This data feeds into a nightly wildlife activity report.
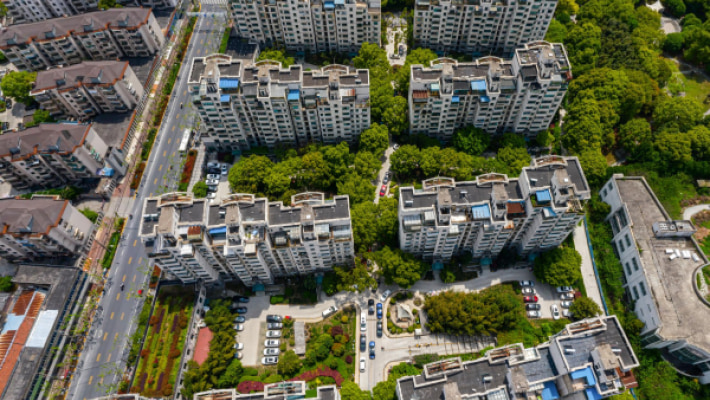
[527,310,541,318]
[560,301,573,308]
[551,304,561,320]
[262,356,278,365]
[267,322,283,330]
[264,339,280,348]
[264,348,280,356]
[266,330,282,338]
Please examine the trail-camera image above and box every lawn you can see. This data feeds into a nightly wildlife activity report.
[300,306,357,385]
[667,61,710,110]
[132,286,195,397]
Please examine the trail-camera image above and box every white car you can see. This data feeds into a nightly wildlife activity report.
[207,192,217,200]
[556,286,574,293]
[551,304,561,320]
[527,310,541,318]
[322,305,338,318]
[264,339,280,348]
[206,179,220,186]
[560,301,573,308]
[233,342,244,350]
[206,174,221,180]
[221,164,229,175]
[266,330,282,338]
[234,351,242,359]
[234,324,244,331]
[380,290,391,302]
[521,287,535,295]
[562,309,572,318]
[360,357,366,372]
[262,356,278,365]
[560,292,575,300]
[519,280,535,287]
[264,348,280,356]
[360,313,367,332]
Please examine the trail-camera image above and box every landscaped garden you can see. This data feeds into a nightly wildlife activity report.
[386,291,423,335]
[100,218,125,269]
[131,286,195,397]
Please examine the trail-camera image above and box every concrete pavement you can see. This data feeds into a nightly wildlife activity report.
[68,5,226,399]
[573,223,605,312]
[684,204,710,221]
[373,144,395,204]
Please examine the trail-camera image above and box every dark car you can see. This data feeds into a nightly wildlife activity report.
[376,321,383,337]
[360,335,366,352]
[266,315,282,323]
[369,347,376,359]
[234,307,247,314]
[376,303,383,319]
[369,305,375,315]
[235,296,250,303]
[523,296,539,303]
[368,299,375,306]
[234,316,245,323]
[525,303,541,311]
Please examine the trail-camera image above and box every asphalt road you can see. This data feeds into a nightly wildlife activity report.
[68,5,226,399]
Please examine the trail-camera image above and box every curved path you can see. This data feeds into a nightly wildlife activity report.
[684,204,710,221]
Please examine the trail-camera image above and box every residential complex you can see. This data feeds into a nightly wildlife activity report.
[397,316,639,400]
[189,54,370,151]
[601,175,710,384]
[398,155,590,263]
[31,61,144,120]
[409,42,571,140]
[412,0,557,55]
[0,123,126,191]
[0,196,94,262]
[0,8,165,71]
[140,192,354,287]
[231,0,380,54]
[194,382,339,400]
[2,0,175,25]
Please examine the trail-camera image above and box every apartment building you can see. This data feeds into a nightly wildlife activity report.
[231,0,380,54]
[195,382,339,400]
[601,175,710,384]
[397,316,639,400]
[140,192,354,287]
[0,123,126,191]
[413,0,557,56]
[0,8,165,71]
[0,196,94,262]
[409,42,571,140]
[398,155,590,263]
[189,54,370,151]
[3,0,96,25]
[31,61,144,120]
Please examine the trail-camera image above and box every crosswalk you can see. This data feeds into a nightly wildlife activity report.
[200,0,229,5]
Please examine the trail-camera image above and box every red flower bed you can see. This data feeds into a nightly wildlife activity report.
[156,372,165,392]
[180,151,197,185]
[289,366,344,386]
[237,381,264,393]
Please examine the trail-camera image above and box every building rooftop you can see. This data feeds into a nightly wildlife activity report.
[313,197,350,221]
[614,177,710,351]
[0,123,90,159]
[91,112,133,150]
[0,197,67,236]
[193,384,339,400]
[32,61,130,93]
[0,8,154,47]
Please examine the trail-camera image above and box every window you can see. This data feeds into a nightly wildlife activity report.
[632,286,639,300]
[618,239,625,253]
[625,263,632,276]
[639,282,647,296]
[625,234,632,247]
[632,257,639,271]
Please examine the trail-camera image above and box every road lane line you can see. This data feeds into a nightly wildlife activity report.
[116,293,121,301]
[138,257,143,264]
[134,239,138,247]
[103,332,108,341]
[122,274,126,282]
[99,376,104,385]
[110,312,114,320]
[128,257,133,265]
[154,178,158,184]
[88,376,93,385]
[114,333,119,341]
[96,353,101,362]
[106,353,112,362]
[171,125,176,132]
[133,274,136,282]
[172,152,175,157]
[163,150,167,157]
[168,138,172,144]
[121,312,125,320]
[159,164,163,171]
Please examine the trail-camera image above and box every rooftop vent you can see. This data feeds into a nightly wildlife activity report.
[404,200,413,207]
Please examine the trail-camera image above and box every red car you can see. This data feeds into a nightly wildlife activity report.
[523,295,538,303]
[380,185,387,196]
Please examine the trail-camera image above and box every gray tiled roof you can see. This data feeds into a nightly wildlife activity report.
[0,123,90,158]
[0,197,67,234]
[33,61,130,92]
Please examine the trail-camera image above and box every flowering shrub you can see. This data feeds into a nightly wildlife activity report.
[237,381,265,393]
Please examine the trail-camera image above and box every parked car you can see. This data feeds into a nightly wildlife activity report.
[266,315,282,323]
[206,179,220,186]
[369,341,375,349]
[369,305,375,315]
[369,347,376,359]
[376,303,383,319]
[322,306,338,318]
[527,310,542,318]
[266,330,282,338]
[360,357,366,372]
[234,307,247,314]
[233,342,244,350]
[235,296,250,303]
[368,299,375,307]
[562,309,572,318]
[207,192,217,200]
[234,324,244,331]
[234,351,242,359]
[207,185,218,193]
[521,287,535,295]
[556,286,574,293]
[360,335,367,351]
[207,168,221,175]
[393,143,399,150]
[360,313,367,332]
[267,322,283,330]
[523,296,539,303]
[380,185,387,196]
[560,292,575,300]
[383,174,390,184]
[206,174,221,180]
[264,339,280,348]
[207,161,220,169]
[233,316,245,323]
[262,356,278,365]
[377,321,383,337]
[380,290,391,302]
[519,280,535,287]
[221,164,229,175]
[525,304,541,311]
[560,301,573,308]
[551,304,561,320]
[264,348,279,356]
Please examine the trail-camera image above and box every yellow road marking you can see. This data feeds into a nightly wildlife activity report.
[171,152,176,157]
[200,39,204,44]
[106,353,112,362]
[99,376,104,385]
[122,274,126,282]
[121,312,125,321]
[138,257,143,264]
[88,376,93,385]
[171,125,176,132]
[103,332,108,341]
[127,292,132,300]
[96,353,101,362]
[163,150,167,157]
[133,239,138,247]
[116,293,120,301]
[133,274,136,282]
[176,113,180,120]
[154,178,158,184]
[128,257,133,265]
[183,90,187,96]
[110,312,114,320]
[114,333,119,341]
[159,164,163,171]
[168,137,172,144]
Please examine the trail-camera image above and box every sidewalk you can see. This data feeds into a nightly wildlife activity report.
[573,223,604,311]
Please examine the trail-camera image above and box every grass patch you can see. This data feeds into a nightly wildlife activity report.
[80,208,99,223]
[608,167,697,219]
[219,27,231,53]
[702,238,710,258]
[668,62,710,110]
[100,218,125,269]
[128,295,155,366]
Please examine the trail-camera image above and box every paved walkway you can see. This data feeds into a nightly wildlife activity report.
[573,223,604,311]
[684,204,710,220]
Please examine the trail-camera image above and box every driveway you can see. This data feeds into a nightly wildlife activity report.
[573,223,605,312]
[684,204,710,221]
[373,143,395,204]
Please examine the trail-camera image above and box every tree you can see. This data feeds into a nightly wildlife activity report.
[577,149,608,188]
[353,151,381,181]
[0,71,37,105]
[565,23,602,76]
[60,186,81,200]
[353,42,390,78]
[359,123,389,156]
[563,96,603,154]
[619,118,653,154]
[0,2,7,18]
[337,174,374,205]
[25,109,56,128]
[340,381,372,400]
[370,77,395,122]
[653,97,704,132]
[372,379,397,400]
[389,144,420,179]
[277,350,301,377]
[217,359,243,388]
[495,147,531,177]
[256,49,295,67]
[228,155,274,194]
[382,96,408,135]
[301,151,333,190]
[569,297,602,319]
[351,198,399,252]
[0,276,12,292]
[533,247,582,287]
[495,132,526,149]
[334,263,376,292]
[654,129,694,164]
[556,0,579,15]
[192,181,208,198]
[395,48,438,93]
[374,246,426,288]
[98,0,122,9]
[664,32,685,54]
[661,0,686,17]
[545,19,568,43]
[452,126,490,156]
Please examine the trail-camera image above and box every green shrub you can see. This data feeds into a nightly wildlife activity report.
[263,374,284,384]
[270,295,285,304]
[412,309,418,315]
[289,339,295,347]
[238,376,261,384]
[242,367,258,376]
[280,343,287,352]
[407,325,415,333]
[341,315,348,324]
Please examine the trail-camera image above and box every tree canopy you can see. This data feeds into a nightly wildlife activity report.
[0,71,36,105]
[192,181,208,198]
[533,247,582,287]
[351,198,398,252]
[358,122,390,156]
[256,49,295,67]
[569,297,602,319]
[451,126,490,156]
[373,246,427,288]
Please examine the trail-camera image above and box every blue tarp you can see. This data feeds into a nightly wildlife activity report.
[324,1,335,9]
[1,314,24,334]
[451,96,460,103]
[480,96,490,103]
[585,388,603,400]
[209,227,227,235]
[541,381,560,400]
[545,207,558,217]
[288,89,300,101]
[536,189,552,203]
[471,80,487,91]
[570,367,597,387]
[219,78,239,89]
[220,94,230,102]
[471,204,491,220]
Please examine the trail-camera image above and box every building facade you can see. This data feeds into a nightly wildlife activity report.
[194,382,339,400]
[3,0,174,25]
[601,175,710,384]
[409,42,571,140]
[190,54,370,151]
[31,61,144,120]
[0,8,165,71]
[0,196,94,262]
[140,192,355,287]
[412,0,557,56]
[231,0,380,54]
[0,123,126,191]
[398,156,590,263]
[397,316,639,400]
